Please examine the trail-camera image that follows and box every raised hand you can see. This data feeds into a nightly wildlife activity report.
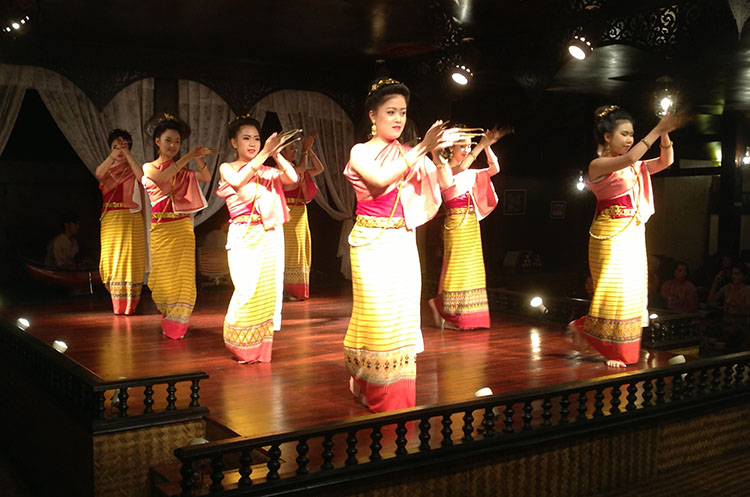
[420,120,448,152]
[482,126,513,146]
[262,132,282,156]
[301,132,316,152]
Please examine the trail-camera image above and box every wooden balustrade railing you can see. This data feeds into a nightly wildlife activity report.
[172,352,750,497]
[0,316,209,434]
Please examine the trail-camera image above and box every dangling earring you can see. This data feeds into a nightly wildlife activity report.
[371,122,377,137]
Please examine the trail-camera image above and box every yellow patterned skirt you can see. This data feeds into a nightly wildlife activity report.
[580,215,647,364]
[344,216,419,412]
[434,208,490,329]
[99,209,146,315]
[149,217,196,339]
[283,203,311,300]
[223,222,277,363]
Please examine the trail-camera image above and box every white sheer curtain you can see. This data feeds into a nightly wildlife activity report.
[0,65,27,156]
[250,90,356,277]
[0,64,155,171]
[178,80,235,226]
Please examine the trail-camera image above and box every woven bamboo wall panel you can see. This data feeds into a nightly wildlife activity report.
[350,428,658,497]
[656,404,750,473]
[93,420,205,497]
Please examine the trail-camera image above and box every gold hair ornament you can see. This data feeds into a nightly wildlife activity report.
[157,112,178,123]
[227,112,255,127]
[597,105,621,119]
[368,78,402,96]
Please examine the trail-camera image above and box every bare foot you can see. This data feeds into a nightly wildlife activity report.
[606,359,627,368]
[427,298,443,328]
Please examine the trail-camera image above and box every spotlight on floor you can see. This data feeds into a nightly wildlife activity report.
[568,35,593,60]
[52,340,68,354]
[451,64,473,86]
[530,296,548,314]
[16,317,30,331]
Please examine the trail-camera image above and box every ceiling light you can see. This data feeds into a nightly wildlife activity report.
[451,64,473,86]
[568,35,593,60]
[742,147,750,166]
[16,318,30,330]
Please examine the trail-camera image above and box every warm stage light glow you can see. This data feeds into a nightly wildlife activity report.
[11,22,20,30]
[52,340,68,354]
[530,296,543,308]
[576,174,585,191]
[649,313,659,320]
[568,36,592,60]
[451,72,468,85]
[17,318,30,330]
[451,64,473,86]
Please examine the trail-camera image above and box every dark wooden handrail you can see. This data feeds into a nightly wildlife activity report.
[0,316,210,434]
[171,352,750,496]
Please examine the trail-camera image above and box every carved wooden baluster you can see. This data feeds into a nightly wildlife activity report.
[266,444,281,481]
[593,388,604,417]
[238,448,253,486]
[711,366,721,392]
[96,392,106,420]
[642,379,653,407]
[179,460,195,497]
[461,410,474,442]
[166,382,177,410]
[369,426,383,461]
[559,394,570,424]
[143,385,154,414]
[655,376,666,404]
[625,383,638,411]
[521,401,533,431]
[321,434,334,470]
[724,365,734,389]
[209,455,224,492]
[698,368,708,395]
[684,370,695,398]
[395,422,408,456]
[345,430,358,465]
[117,387,129,417]
[502,404,515,434]
[671,373,683,401]
[734,363,745,387]
[482,407,496,438]
[541,397,552,426]
[609,384,621,415]
[190,379,201,407]
[295,438,310,475]
[576,391,588,421]
[441,414,453,447]
[419,417,432,450]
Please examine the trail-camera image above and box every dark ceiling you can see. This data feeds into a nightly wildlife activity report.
[2,0,750,167]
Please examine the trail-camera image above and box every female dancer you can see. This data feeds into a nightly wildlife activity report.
[280,133,325,300]
[95,129,146,315]
[217,116,298,363]
[344,78,457,412]
[142,114,212,339]
[569,106,684,367]
[427,126,509,330]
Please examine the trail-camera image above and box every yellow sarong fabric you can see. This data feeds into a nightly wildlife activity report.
[149,217,196,338]
[99,209,146,315]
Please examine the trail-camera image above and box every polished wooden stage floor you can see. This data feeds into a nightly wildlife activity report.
[1,288,680,439]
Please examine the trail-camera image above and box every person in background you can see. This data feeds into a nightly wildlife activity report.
[660,261,698,313]
[45,211,80,268]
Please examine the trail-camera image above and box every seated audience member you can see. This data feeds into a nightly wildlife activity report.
[660,261,698,313]
[45,211,80,267]
[708,264,750,317]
